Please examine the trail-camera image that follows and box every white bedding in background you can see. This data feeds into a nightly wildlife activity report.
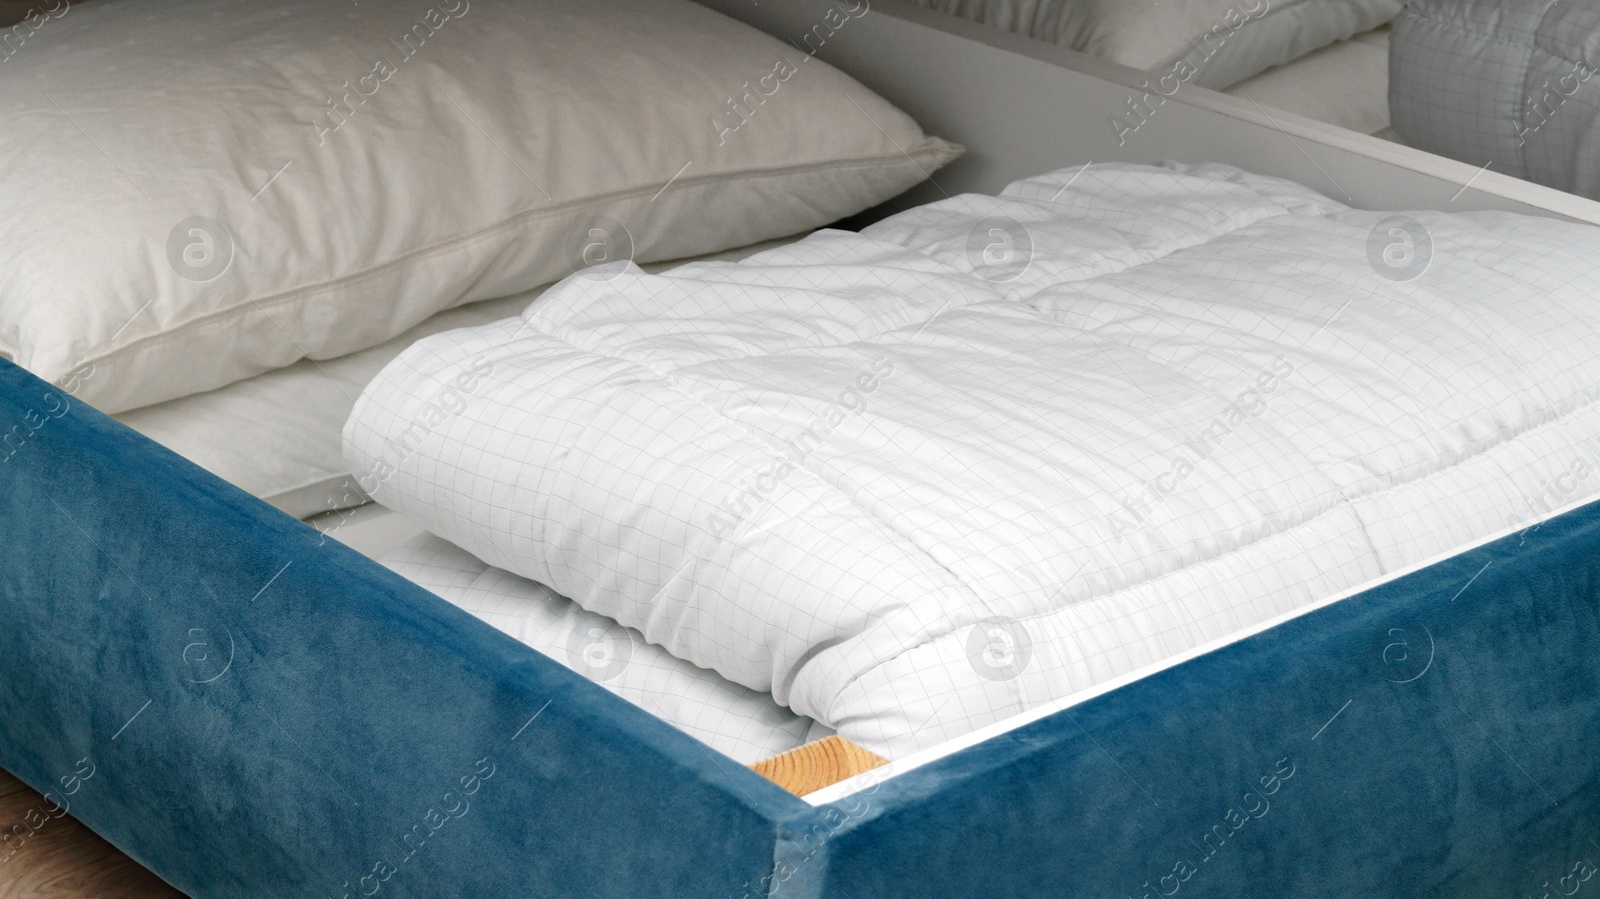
[382,534,823,764]
[1224,26,1392,135]
[911,0,1402,89]
[348,162,1600,758]
[117,238,803,520]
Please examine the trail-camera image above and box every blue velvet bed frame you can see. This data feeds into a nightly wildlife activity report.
[2,354,1598,897]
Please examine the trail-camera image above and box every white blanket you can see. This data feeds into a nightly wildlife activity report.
[347,163,1600,758]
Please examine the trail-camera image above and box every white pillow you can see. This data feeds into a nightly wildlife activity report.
[0,0,959,414]
[914,0,1404,89]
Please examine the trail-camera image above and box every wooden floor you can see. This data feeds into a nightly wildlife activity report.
[0,770,181,898]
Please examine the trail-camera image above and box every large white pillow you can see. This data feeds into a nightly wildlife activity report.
[0,0,959,413]
[914,0,1404,89]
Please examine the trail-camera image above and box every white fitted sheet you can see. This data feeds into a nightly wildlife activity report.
[381,533,825,765]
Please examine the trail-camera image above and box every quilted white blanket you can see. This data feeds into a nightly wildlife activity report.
[347,163,1600,758]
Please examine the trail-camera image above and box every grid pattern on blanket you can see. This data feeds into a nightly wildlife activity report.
[347,162,1600,758]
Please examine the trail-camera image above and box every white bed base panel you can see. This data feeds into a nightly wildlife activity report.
[695,0,1600,228]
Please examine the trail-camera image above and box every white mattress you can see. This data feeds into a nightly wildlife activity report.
[1224,25,1393,135]
[347,161,1600,758]
[114,238,804,520]
[381,534,826,765]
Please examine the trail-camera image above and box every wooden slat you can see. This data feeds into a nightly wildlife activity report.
[0,769,183,898]
[751,736,888,797]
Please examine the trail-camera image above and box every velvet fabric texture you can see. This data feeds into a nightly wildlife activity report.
[2,356,1597,897]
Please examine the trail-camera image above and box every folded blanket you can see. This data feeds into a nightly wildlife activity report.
[347,162,1600,757]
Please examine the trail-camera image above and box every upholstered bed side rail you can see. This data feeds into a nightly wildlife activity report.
[0,359,804,897]
[809,499,1600,897]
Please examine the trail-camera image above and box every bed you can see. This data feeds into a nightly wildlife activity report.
[7,0,1600,895]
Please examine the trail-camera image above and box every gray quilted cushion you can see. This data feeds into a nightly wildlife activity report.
[913,0,1404,89]
[1391,0,1600,198]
